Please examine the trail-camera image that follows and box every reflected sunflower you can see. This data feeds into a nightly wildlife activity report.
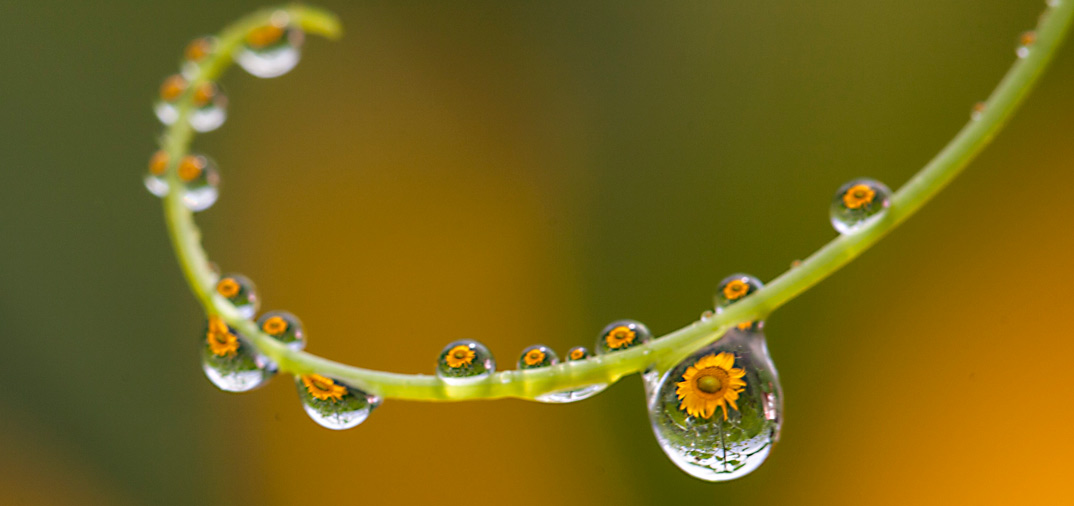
[206,316,239,357]
[604,326,636,349]
[523,349,546,366]
[722,279,750,301]
[301,374,347,402]
[445,345,475,368]
[675,352,747,420]
[842,183,876,209]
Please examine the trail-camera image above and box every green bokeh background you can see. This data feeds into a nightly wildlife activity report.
[2,1,1072,504]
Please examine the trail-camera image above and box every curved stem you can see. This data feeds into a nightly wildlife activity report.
[161,2,1073,401]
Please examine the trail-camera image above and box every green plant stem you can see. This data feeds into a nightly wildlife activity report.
[161,2,1073,401]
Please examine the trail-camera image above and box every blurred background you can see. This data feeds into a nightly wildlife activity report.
[2,1,1072,504]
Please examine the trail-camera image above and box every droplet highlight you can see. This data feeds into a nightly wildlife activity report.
[188,82,228,132]
[215,274,259,319]
[829,178,891,234]
[436,340,495,385]
[144,150,170,197]
[201,316,275,392]
[256,310,305,350]
[518,344,558,369]
[647,328,782,481]
[236,19,305,78]
[295,374,380,430]
[176,154,220,211]
[595,319,652,355]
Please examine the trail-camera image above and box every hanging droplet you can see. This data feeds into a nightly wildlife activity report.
[144,150,170,197]
[188,82,228,132]
[154,74,187,125]
[534,346,608,403]
[175,154,220,211]
[436,340,495,385]
[647,327,782,481]
[215,274,259,318]
[201,316,275,392]
[295,374,380,430]
[970,101,986,121]
[1016,31,1037,59]
[256,310,305,350]
[181,36,217,79]
[236,15,305,78]
[829,178,891,234]
[715,273,764,330]
[595,319,652,355]
[518,344,558,369]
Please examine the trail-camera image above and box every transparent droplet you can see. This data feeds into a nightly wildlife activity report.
[188,82,228,132]
[201,316,275,392]
[256,310,305,350]
[595,319,652,355]
[176,154,220,211]
[154,74,187,125]
[534,346,608,403]
[715,273,765,330]
[518,344,558,369]
[215,274,259,319]
[970,102,986,121]
[647,328,782,481]
[1017,31,1037,59]
[144,150,170,197]
[566,346,591,361]
[181,36,217,79]
[236,19,305,78]
[295,374,380,430]
[436,339,495,385]
[829,178,891,234]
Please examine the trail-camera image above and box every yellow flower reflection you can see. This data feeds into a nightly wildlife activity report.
[206,316,239,357]
[604,326,636,349]
[445,345,475,368]
[675,352,746,420]
[523,349,546,366]
[301,374,347,402]
[842,183,875,210]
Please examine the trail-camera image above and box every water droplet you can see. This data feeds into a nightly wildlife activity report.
[829,178,891,234]
[256,310,305,350]
[201,316,275,392]
[154,74,187,125]
[715,274,764,330]
[144,150,170,197]
[566,346,591,361]
[971,101,987,121]
[647,328,782,481]
[595,319,652,355]
[236,19,305,78]
[181,36,216,79]
[188,82,228,132]
[295,374,380,430]
[1017,31,1037,59]
[700,310,715,321]
[215,274,259,319]
[518,344,558,369]
[176,154,220,211]
[436,340,495,385]
[534,346,608,403]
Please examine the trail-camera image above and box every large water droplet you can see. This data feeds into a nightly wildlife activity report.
[256,310,305,350]
[188,82,228,132]
[436,339,495,385]
[647,328,782,481]
[829,178,891,234]
[154,74,187,125]
[215,273,259,318]
[1017,31,1037,59]
[295,374,380,430]
[534,346,608,403]
[144,150,170,197]
[181,36,216,79]
[176,154,220,211]
[715,273,764,331]
[595,319,652,355]
[518,344,558,369]
[201,316,275,392]
[236,18,305,78]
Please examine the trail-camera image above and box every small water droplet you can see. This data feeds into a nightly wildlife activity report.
[215,274,259,318]
[714,273,765,330]
[700,310,715,321]
[201,316,275,392]
[647,328,782,481]
[518,344,558,369]
[595,319,652,355]
[154,74,187,125]
[829,178,891,234]
[174,154,220,211]
[188,82,228,132]
[296,374,380,430]
[181,36,216,79]
[144,150,170,197]
[436,340,495,385]
[1017,31,1037,59]
[970,102,986,121]
[256,310,305,350]
[236,20,305,78]
[535,346,608,403]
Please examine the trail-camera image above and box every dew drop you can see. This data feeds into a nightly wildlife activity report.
[518,344,558,369]
[436,339,495,385]
[144,150,170,197]
[647,328,782,481]
[181,36,216,79]
[154,74,187,125]
[595,319,652,355]
[256,310,306,350]
[215,274,259,319]
[534,346,608,403]
[971,101,987,121]
[188,82,228,132]
[295,374,380,430]
[201,316,275,392]
[829,178,891,234]
[1017,31,1037,59]
[715,273,765,330]
[176,154,220,211]
[236,15,305,78]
